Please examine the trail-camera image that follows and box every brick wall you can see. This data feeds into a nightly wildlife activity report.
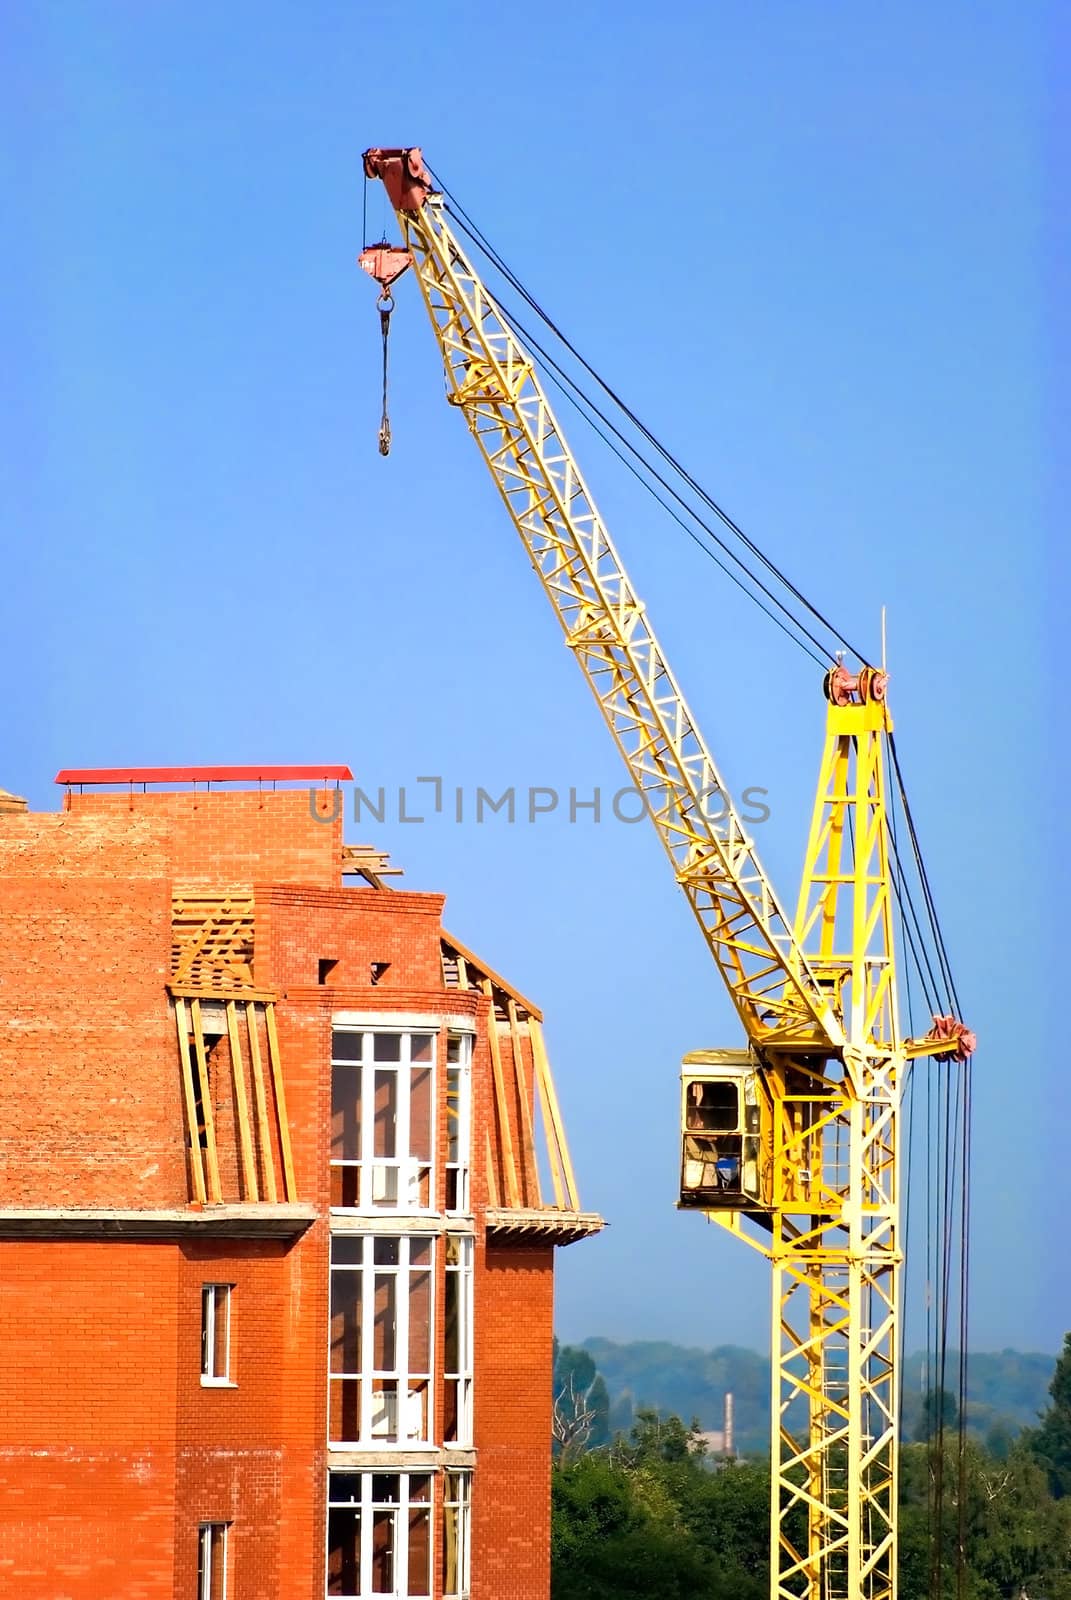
[65,788,342,888]
[0,784,565,1599]
[0,810,183,1207]
[473,1241,556,1600]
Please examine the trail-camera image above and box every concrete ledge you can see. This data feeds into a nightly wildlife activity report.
[485,1207,605,1246]
[0,1205,318,1240]
[326,1446,477,1470]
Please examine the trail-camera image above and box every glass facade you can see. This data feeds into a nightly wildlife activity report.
[327,1021,474,1597]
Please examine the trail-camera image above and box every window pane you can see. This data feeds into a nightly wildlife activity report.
[373,1033,401,1062]
[371,1164,398,1207]
[409,1066,432,1163]
[332,1236,364,1266]
[404,1380,429,1442]
[687,1080,740,1132]
[371,1509,394,1593]
[373,1071,397,1158]
[332,1031,362,1062]
[331,1165,360,1207]
[373,1237,400,1267]
[370,1380,399,1440]
[327,1507,360,1596]
[330,1272,361,1372]
[410,1033,434,1063]
[408,1506,430,1593]
[212,1290,228,1379]
[331,1065,361,1161]
[446,1066,460,1164]
[200,1287,212,1376]
[372,1474,400,1503]
[444,1378,459,1443]
[409,1267,432,1372]
[329,1376,362,1443]
[330,1473,362,1504]
[373,1274,396,1368]
[444,1273,458,1373]
[198,1525,226,1600]
[410,1238,432,1268]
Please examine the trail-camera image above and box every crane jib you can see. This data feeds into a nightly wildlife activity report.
[359,140,975,1600]
[361,147,850,1063]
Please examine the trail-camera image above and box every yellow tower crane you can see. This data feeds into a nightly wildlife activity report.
[360,146,974,1600]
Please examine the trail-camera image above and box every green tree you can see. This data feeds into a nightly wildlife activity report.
[550,1397,1071,1600]
[681,1457,771,1600]
[1025,1331,1071,1499]
[613,1407,708,1468]
[551,1450,709,1600]
[899,1436,1071,1600]
[553,1338,611,1457]
[914,1385,960,1442]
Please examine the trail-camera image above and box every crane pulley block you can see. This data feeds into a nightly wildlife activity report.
[362,146,435,212]
[357,243,411,297]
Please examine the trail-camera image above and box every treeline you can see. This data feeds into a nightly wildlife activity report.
[551,1335,1071,1599]
[572,1337,1057,1456]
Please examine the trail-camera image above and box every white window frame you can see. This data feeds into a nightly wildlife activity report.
[329,1234,435,1448]
[442,1469,472,1600]
[197,1521,229,1600]
[326,1470,431,1600]
[443,1233,474,1447]
[331,1028,436,1213]
[200,1284,234,1387]
[445,1033,472,1213]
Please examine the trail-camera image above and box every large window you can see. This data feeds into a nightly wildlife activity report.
[331,1030,435,1211]
[444,1034,472,1212]
[443,1234,473,1446]
[327,1472,431,1600]
[329,1235,434,1446]
[442,1470,471,1600]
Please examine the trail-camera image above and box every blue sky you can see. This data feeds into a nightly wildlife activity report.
[3,3,1066,1354]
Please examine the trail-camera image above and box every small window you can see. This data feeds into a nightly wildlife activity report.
[201,1285,233,1385]
[443,1235,474,1446]
[686,1079,740,1132]
[445,1034,472,1212]
[197,1521,229,1600]
[442,1470,472,1599]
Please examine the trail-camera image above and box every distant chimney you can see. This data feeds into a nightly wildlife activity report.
[0,790,28,815]
[724,1391,735,1457]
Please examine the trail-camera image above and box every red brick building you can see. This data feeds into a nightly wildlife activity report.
[0,769,601,1600]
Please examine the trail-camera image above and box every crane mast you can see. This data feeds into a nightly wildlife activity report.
[360,146,972,1600]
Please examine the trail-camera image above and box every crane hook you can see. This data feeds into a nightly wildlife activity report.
[358,243,411,458]
[377,292,394,456]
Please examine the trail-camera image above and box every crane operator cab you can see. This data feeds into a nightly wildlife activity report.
[678,1050,766,1212]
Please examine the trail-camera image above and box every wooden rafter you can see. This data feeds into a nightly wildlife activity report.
[170,891,299,1206]
[449,930,588,1221]
[441,929,542,1021]
[340,844,404,887]
[171,889,257,995]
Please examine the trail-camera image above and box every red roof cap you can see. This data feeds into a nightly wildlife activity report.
[55,764,353,786]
